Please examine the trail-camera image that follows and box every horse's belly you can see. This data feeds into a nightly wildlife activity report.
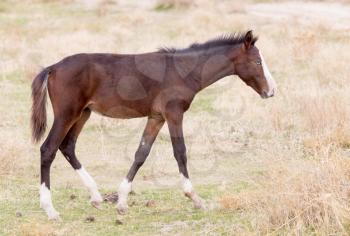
[88,102,148,119]
[88,76,155,118]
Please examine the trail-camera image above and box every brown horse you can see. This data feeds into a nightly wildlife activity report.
[31,30,276,220]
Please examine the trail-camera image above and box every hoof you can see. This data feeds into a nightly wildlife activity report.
[91,200,103,210]
[47,211,61,221]
[193,200,203,209]
[186,192,204,209]
[193,196,204,209]
[116,204,128,215]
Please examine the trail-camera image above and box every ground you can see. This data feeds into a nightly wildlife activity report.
[1,0,350,235]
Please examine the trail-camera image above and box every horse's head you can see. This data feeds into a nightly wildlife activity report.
[233,31,276,99]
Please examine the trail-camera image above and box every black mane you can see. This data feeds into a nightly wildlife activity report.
[158,31,258,53]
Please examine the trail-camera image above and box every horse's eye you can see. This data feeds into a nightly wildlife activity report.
[256,60,262,65]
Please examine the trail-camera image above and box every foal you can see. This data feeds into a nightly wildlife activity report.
[31,31,276,220]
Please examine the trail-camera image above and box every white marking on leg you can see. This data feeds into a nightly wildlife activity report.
[259,52,277,97]
[76,167,102,203]
[40,183,60,220]
[180,174,203,209]
[117,178,131,212]
[181,174,193,194]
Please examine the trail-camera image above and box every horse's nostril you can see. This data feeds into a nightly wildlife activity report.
[270,88,276,97]
[261,91,268,99]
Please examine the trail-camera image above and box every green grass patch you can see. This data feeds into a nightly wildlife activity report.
[0,178,251,235]
[154,3,175,12]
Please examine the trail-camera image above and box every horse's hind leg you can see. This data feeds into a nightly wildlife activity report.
[59,108,103,208]
[40,117,76,220]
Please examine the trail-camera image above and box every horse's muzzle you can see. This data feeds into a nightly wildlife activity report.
[261,89,275,99]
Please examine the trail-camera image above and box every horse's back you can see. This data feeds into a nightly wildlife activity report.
[48,53,160,118]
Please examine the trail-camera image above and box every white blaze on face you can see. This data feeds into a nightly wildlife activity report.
[40,183,60,220]
[259,51,276,97]
[76,167,103,202]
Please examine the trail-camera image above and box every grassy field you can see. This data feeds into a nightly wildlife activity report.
[1,0,350,235]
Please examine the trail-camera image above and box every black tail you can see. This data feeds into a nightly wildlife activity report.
[31,68,51,143]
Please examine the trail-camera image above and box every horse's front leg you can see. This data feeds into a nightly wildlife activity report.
[165,106,203,209]
[116,116,164,214]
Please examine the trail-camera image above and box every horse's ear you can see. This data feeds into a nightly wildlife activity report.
[244,30,254,50]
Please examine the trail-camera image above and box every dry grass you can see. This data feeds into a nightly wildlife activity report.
[17,223,56,236]
[1,0,350,235]
[219,154,350,234]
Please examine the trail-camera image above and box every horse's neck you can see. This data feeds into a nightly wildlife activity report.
[190,46,238,92]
